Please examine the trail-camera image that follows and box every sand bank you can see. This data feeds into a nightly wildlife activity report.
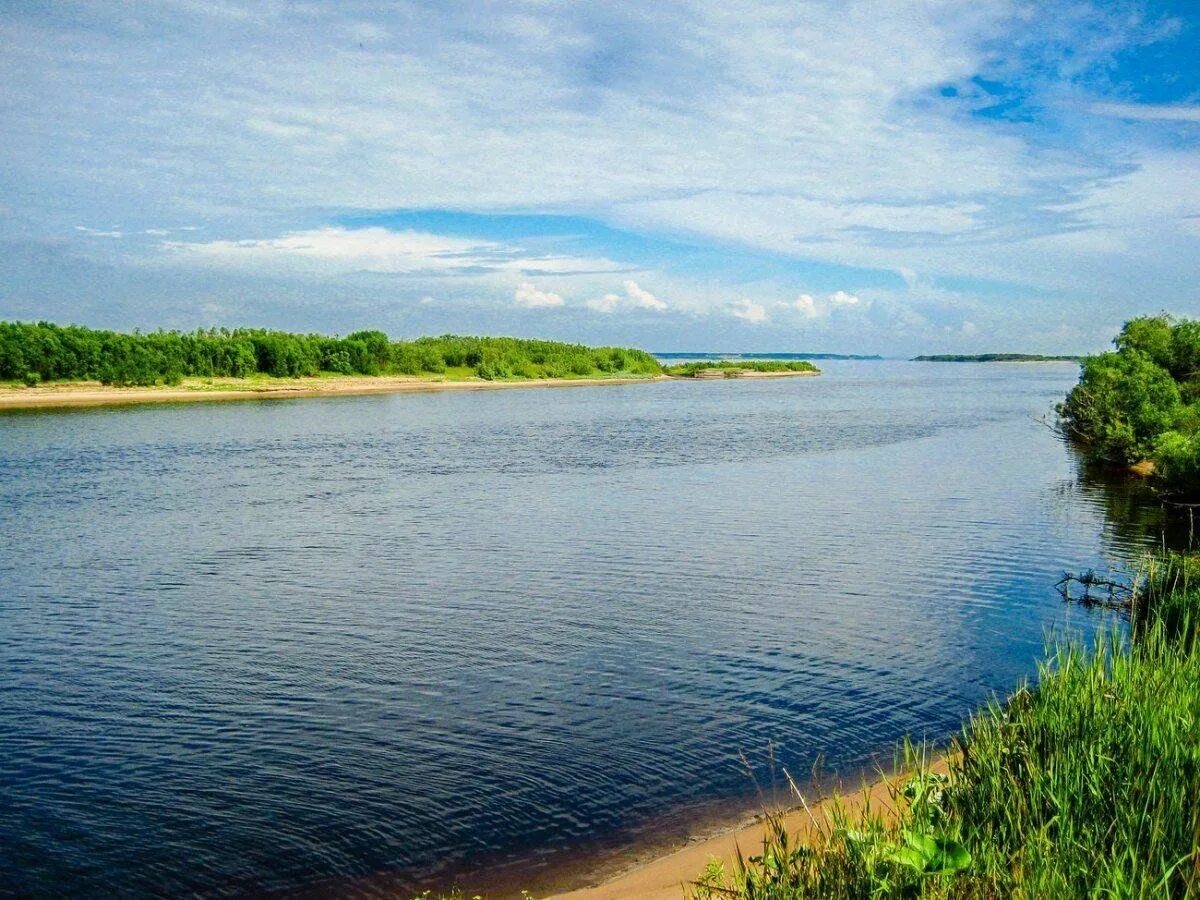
[0,368,828,412]
[0,374,670,411]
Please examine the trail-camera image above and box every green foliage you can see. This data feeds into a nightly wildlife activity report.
[0,321,662,386]
[1059,316,1200,494]
[1114,315,1174,370]
[1153,430,1200,488]
[21,371,40,387]
[665,360,819,377]
[887,831,971,878]
[693,553,1200,898]
[690,749,974,899]
[1058,350,1181,464]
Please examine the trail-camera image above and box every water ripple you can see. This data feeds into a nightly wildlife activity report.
[0,362,1164,896]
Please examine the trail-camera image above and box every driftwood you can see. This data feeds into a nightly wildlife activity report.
[1055,570,1135,610]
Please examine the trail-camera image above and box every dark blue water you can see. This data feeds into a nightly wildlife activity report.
[0,362,1162,897]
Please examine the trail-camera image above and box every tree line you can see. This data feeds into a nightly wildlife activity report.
[0,321,662,387]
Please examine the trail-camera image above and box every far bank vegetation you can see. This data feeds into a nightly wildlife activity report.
[664,360,819,378]
[0,322,662,387]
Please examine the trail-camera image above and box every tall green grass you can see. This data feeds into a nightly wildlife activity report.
[693,555,1200,899]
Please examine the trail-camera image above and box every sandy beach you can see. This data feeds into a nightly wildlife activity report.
[532,756,949,900]
[0,370,824,412]
[0,374,672,411]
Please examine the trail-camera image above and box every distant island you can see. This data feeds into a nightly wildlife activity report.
[658,352,882,361]
[912,353,1081,363]
[662,359,818,378]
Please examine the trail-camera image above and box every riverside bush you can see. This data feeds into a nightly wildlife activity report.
[1059,315,1200,494]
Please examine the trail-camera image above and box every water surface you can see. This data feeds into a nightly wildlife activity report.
[0,361,1162,896]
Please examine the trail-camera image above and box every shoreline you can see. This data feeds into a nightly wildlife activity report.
[0,374,669,411]
[0,370,820,413]
[476,756,948,900]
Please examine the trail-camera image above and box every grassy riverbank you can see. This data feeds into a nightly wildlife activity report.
[689,552,1200,899]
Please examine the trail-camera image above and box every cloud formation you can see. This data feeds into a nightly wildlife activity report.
[586,280,668,314]
[513,282,564,309]
[1090,102,1200,122]
[162,227,628,277]
[729,298,768,324]
[0,1,1196,350]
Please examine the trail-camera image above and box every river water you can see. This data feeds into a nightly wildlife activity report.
[0,361,1164,896]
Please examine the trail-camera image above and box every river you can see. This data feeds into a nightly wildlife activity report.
[0,360,1165,896]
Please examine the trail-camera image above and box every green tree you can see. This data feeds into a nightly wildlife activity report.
[1058,351,1180,464]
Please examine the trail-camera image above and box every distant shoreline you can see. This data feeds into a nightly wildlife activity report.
[911,353,1081,363]
[0,369,821,412]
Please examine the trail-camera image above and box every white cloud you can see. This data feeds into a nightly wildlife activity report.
[782,291,872,320]
[161,226,628,277]
[961,320,980,336]
[2,2,1198,346]
[586,292,623,314]
[74,225,122,238]
[513,282,564,309]
[1089,102,1200,123]
[586,279,668,313]
[794,294,819,318]
[622,280,667,311]
[729,298,768,323]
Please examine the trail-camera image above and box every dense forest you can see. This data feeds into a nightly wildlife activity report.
[1059,315,1200,493]
[0,321,662,386]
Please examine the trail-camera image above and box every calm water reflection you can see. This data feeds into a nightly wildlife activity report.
[0,362,1165,896]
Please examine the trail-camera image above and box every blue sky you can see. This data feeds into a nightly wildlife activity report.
[1,1,1198,353]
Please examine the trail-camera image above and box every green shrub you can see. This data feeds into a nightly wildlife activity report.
[21,371,40,387]
[1114,315,1174,370]
[1058,350,1180,465]
[1059,316,1200,495]
[1153,430,1200,487]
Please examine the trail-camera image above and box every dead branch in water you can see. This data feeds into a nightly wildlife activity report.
[1055,569,1135,610]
